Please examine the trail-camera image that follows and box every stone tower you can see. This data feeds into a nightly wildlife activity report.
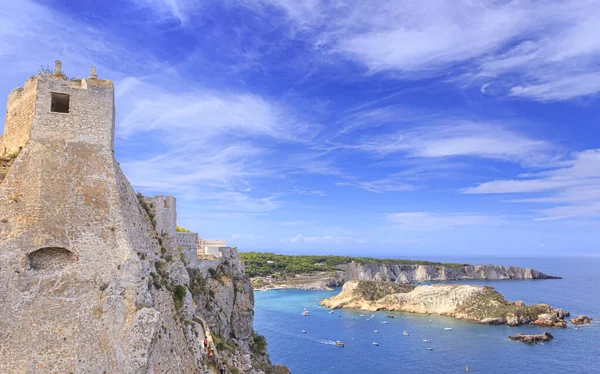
[1,60,115,155]
[0,63,200,373]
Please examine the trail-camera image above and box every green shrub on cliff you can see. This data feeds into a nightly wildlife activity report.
[172,285,187,309]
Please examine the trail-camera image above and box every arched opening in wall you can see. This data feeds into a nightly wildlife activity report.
[28,247,75,271]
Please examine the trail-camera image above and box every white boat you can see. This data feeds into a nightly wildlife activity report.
[359,314,364,317]
[423,339,429,343]
[381,321,388,324]
[403,331,409,336]
[301,330,307,333]
[372,341,379,346]
[427,347,433,350]
[301,308,309,316]
[374,330,379,333]
[335,341,344,347]
[328,310,335,314]
[444,328,452,331]
[370,314,375,318]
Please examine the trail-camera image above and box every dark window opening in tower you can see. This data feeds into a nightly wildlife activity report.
[51,92,70,113]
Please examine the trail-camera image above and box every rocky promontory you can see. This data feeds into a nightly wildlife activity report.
[341,263,561,284]
[320,280,567,327]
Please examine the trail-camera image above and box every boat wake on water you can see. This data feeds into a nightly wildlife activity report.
[317,339,339,346]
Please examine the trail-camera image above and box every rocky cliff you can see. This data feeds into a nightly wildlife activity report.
[320,280,568,327]
[0,70,286,374]
[340,263,560,284]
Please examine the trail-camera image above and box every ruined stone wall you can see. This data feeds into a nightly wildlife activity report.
[1,77,37,155]
[176,231,199,264]
[30,76,115,150]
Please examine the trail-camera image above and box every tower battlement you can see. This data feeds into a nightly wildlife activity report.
[1,61,115,155]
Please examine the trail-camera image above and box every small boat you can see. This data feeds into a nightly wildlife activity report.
[328,310,335,314]
[370,314,375,318]
[374,330,379,333]
[335,341,344,347]
[359,314,364,317]
[427,347,433,350]
[381,321,388,324]
[423,339,429,343]
[301,330,307,333]
[387,315,394,318]
[301,308,309,316]
[366,318,371,321]
[403,331,409,336]
[372,341,379,346]
[444,328,452,331]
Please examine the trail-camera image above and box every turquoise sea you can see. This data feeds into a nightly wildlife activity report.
[254,257,600,373]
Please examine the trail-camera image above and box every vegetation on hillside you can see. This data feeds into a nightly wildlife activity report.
[239,252,470,277]
[176,225,190,233]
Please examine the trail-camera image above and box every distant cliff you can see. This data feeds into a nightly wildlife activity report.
[340,263,561,284]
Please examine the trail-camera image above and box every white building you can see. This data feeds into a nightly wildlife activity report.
[200,239,227,257]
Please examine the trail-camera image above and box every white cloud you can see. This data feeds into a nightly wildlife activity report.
[281,234,352,244]
[463,149,600,220]
[352,121,550,163]
[386,212,501,231]
[130,0,199,24]
[253,0,600,101]
[337,175,416,194]
[116,77,319,142]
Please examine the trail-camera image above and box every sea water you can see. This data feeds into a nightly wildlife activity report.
[253,257,600,373]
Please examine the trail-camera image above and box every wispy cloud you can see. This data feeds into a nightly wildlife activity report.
[130,0,199,25]
[463,149,600,220]
[281,234,354,244]
[386,212,502,231]
[251,0,600,101]
[347,121,551,164]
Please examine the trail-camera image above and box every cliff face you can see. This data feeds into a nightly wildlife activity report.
[187,251,288,374]
[340,263,560,284]
[321,280,567,327]
[0,73,285,374]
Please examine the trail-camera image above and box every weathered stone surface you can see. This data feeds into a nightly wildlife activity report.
[340,263,561,284]
[509,332,554,344]
[532,313,568,328]
[320,280,565,327]
[0,69,285,373]
[480,317,507,325]
[570,315,592,325]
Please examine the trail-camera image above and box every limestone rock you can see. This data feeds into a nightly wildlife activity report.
[509,332,554,344]
[341,263,561,284]
[0,68,286,374]
[320,281,567,327]
[480,317,507,325]
[570,315,592,325]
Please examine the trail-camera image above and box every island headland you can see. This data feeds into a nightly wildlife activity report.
[241,252,561,291]
[320,280,571,328]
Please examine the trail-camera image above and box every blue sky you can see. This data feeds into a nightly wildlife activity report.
[1,0,599,256]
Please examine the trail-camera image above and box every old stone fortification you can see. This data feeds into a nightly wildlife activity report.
[0,64,286,374]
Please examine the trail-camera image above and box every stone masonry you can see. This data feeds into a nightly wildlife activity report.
[0,63,287,374]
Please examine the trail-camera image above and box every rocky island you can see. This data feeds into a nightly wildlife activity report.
[241,252,561,291]
[320,280,569,328]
